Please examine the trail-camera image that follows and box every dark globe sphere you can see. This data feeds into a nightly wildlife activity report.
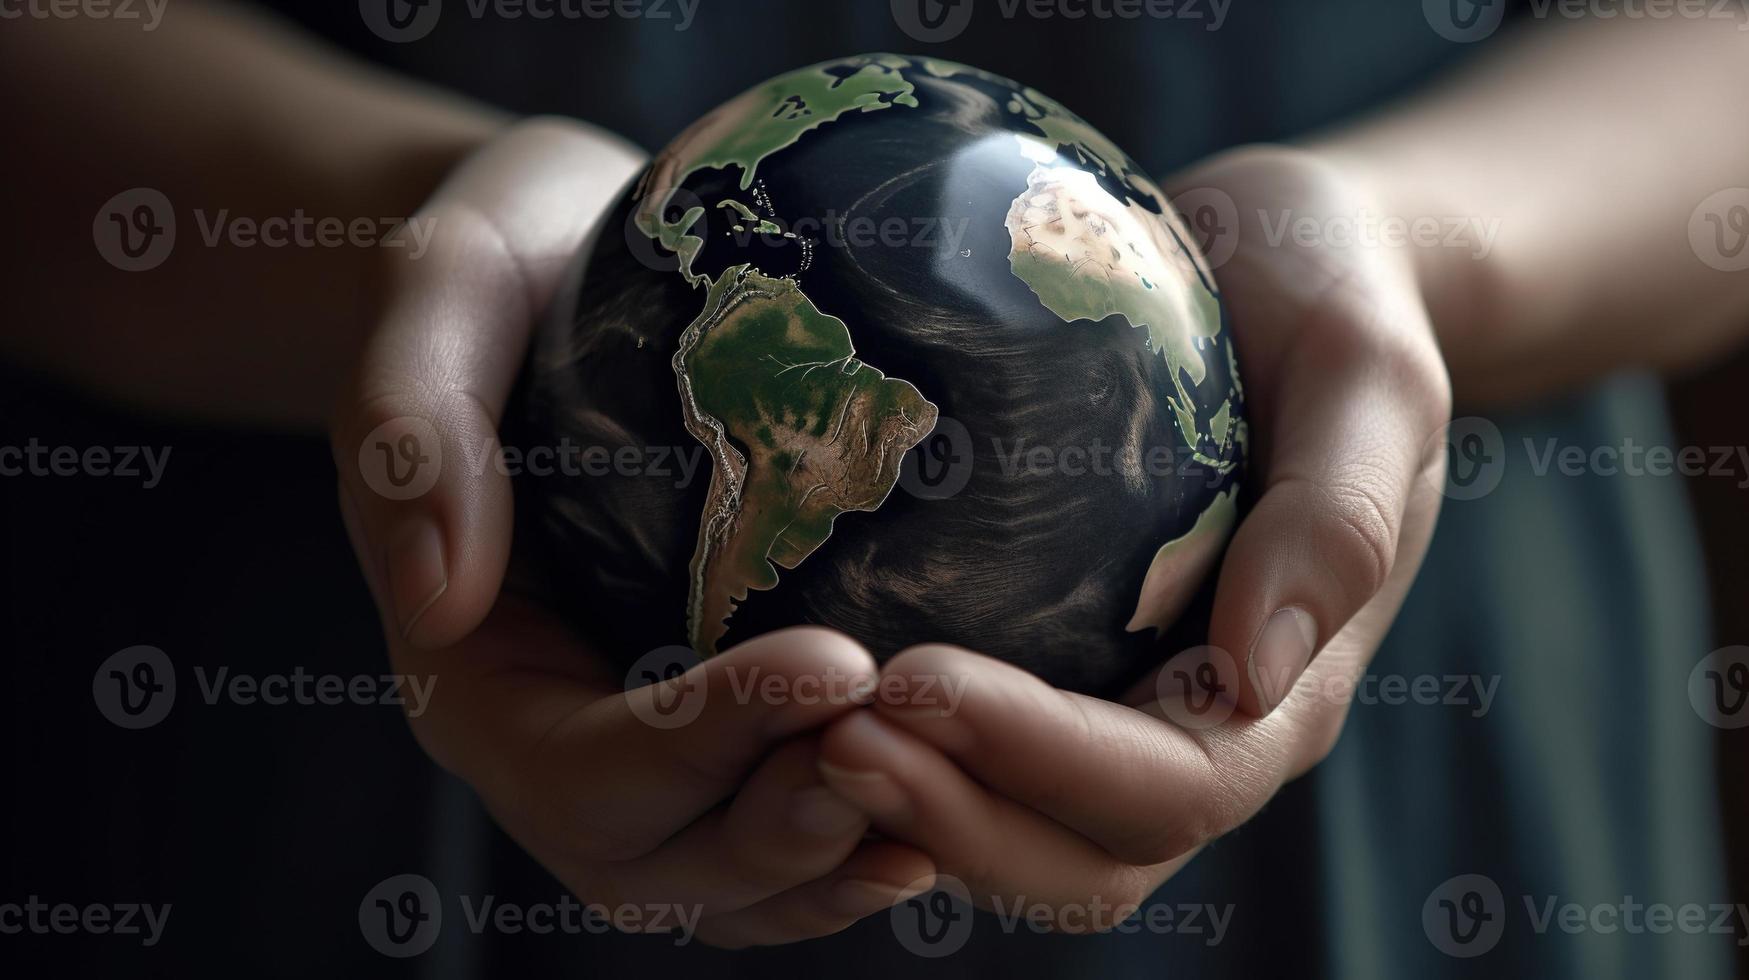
[512,54,1247,695]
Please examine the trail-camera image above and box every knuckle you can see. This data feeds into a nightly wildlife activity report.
[1272,475,1399,604]
[1315,478,1399,601]
[1373,328,1453,431]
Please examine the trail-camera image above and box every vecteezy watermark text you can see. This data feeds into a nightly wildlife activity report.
[190,209,436,257]
[1524,437,1749,486]
[0,897,171,948]
[623,646,971,730]
[1253,207,1501,260]
[889,875,1234,957]
[94,187,437,272]
[0,0,168,30]
[471,437,709,488]
[1426,0,1749,44]
[92,646,435,730]
[1423,873,1749,957]
[718,210,972,253]
[359,874,701,957]
[191,666,435,717]
[359,0,699,43]
[891,0,1231,44]
[1430,418,1749,500]
[0,440,171,488]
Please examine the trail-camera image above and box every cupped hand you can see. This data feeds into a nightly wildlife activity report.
[815,144,1452,925]
[330,118,932,947]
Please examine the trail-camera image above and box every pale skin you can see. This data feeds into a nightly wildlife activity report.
[6,3,1749,948]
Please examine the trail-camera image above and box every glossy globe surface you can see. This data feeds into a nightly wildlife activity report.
[514,54,1246,694]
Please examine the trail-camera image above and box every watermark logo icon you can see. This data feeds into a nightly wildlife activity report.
[93,189,175,272]
[360,0,442,42]
[1690,646,1749,729]
[892,0,975,42]
[1154,644,1239,729]
[899,415,974,501]
[360,874,443,957]
[1171,187,1239,270]
[93,645,176,730]
[1690,189,1749,272]
[1428,416,1505,500]
[1424,0,1506,42]
[625,646,708,729]
[358,417,442,501]
[892,874,974,957]
[1423,873,1505,957]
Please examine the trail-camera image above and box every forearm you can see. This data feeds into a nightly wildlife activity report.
[1316,13,1749,406]
[0,2,505,427]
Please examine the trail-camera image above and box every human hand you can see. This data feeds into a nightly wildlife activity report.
[330,119,933,947]
[813,144,1451,924]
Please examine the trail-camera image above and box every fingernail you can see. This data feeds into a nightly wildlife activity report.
[1249,607,1317,713]
[818,760,909,821]
[789,785,866,838]
[828,876,935,916]
[387,518,447,643]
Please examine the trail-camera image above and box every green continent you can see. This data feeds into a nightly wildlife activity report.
[673,266,938,654]
[1004,151,1233,465]
[685,58,917,189]
[624,56,938,653]
[927,54,1238,463]
[635,54,919,283]
[1126,485,1239,635]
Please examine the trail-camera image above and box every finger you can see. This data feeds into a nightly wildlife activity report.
[332,119,644,649]
[1212,268,1450,716]
[407,609,879,867]
[583,737,868,918]
[818,712,1176,922]
[1264,421,1447,779]
[693,840,935,949]
[872,645,1286,866]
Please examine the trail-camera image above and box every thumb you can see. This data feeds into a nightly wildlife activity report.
[332,118,645,650]
[1209,273,1450,716]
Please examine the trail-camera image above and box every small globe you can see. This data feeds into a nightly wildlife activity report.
[512,54,1247,695]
